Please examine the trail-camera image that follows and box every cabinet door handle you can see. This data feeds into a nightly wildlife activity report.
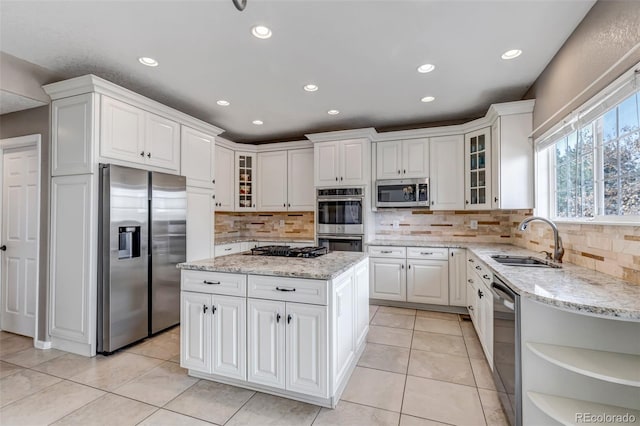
[483,274,490,280]
[468,279,473,283]
[211,305,217,314]
[468,258,474,263]
[213,179,215,184]
[276,287,296,292]
[276,313,281,323]
[147,152,151,158]
[340,177,343,181]
[140,151,145,157]
[397,170,400,175]
[408,264,411,269]
[288,203,290,208]
[287,314,292,324]
[283,203,286,207]
[475,265,481,270]
[336,177,338,181]
[478,289,484,298]
[465,200,469,204]
[203,280,221,285]
[431,201,434,205]
[403,169,406,174]
[253,204,255,207]
[212,195,215,199]
[203,305,208,314]
[494,197,498,203]
[401,264,404,269]
[468,305,474,311]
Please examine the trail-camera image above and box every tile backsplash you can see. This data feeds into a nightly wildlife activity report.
[215,211,315,240]
[374,209,532,243]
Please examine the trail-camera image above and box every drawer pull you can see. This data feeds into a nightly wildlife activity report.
[380,250,393,254]
[467,279,473,283]
[420,252,434,255]
[276,287,296,292]
[468,258,475,263]
[203,280,221,285]
[475,265,481,270]
[483,274,490,280]
[224,248,232,251]
[276,313,281,323]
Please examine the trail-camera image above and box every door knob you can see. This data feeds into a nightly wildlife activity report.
[0,245,6,251]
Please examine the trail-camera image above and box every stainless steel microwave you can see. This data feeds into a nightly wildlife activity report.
[376,178,429,208]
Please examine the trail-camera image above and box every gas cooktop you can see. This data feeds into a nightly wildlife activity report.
[249,245,328,258]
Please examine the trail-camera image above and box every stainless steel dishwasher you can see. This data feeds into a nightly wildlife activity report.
[490,276,521,426]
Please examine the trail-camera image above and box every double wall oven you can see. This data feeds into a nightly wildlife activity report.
[316,187,364,252]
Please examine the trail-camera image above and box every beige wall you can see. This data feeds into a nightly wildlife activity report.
[525,0,640,138]
[0,105,50,340]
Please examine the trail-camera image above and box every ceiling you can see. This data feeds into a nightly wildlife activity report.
[0,0,595,143]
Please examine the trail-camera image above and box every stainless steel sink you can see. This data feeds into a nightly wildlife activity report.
[491,255,561,268]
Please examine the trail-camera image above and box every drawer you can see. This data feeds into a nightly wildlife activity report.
[248,275,328,305]
[467,259,492,287]
[181,270,247,296]
[215,243,243,257]
[406,247,448,260]
[368,246,406,258]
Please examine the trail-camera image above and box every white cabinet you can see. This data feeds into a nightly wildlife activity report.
[491,114,534,209]
[287,149,314,211]
[236,152,257,211]
[354,260,369,348]
[186,187,215,261]
[51,94,97,176]
[406,259,449,305]
[247,299,328,398]
[332,272,355,388]
[464,128,492,210]
[429,135,465,210]
[370,257,406,301]
[100,96,180,173]
[376,138,429,180]
[448,249,467,307]
[466,253,493,365]
[180,291,246,380]
[215,145,234,211]
[214,242,246,257]
[257,151,288,211]
[181,126,215,189]
[247,298,286,388]
[314,139,368,187]
[466,273,478,324]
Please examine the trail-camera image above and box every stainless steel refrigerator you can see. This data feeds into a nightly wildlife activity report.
[97,164,186,354]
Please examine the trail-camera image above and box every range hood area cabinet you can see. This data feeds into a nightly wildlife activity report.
[376,138,429,180]
[44,75,223,356]
[313,138,370,187]
[429,135,465,210]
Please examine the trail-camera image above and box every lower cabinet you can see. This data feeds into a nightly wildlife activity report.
[406,259,449,305]
[466,254,493,366]
[247,298,327,398]
[369,257,406,301]
[448,248,467,307]
[181,292,246,380]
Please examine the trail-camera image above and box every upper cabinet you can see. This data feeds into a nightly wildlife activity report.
[181,126,215,189]
[235,152,257,211]
[257,148,315,212]
[430,135,465,210]
[100,96,180,173]
[287,149,314,211]
[314,138,369,187]
[491,113,534,209]
[464,128,492,210]
[376,138,429,180]
[215,146,234,211]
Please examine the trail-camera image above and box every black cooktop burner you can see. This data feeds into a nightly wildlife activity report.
[249,245,328,258]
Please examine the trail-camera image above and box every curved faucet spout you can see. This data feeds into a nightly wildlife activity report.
[517,216,564,263]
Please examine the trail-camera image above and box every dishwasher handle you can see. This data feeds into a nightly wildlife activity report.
[491,280,517,301]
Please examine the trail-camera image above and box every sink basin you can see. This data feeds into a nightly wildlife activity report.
[491,255,561,269]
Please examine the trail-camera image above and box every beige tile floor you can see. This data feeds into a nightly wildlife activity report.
[0,306,508,426]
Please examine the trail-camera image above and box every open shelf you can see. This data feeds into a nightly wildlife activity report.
[527,342,640,387]
[528,392,640,426]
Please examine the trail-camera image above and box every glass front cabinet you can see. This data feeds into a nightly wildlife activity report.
[464,128,492,210]
[235,152,257,211]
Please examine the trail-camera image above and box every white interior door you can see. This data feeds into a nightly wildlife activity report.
[1,146,38,337]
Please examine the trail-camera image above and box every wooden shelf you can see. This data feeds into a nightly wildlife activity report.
[528,392,640,426]
[527,342,640,387]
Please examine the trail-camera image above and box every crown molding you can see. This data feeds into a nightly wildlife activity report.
[43,74,224,136]
[215,135,312,152]
[305,128,377,143]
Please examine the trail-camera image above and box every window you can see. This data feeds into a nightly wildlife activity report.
[539,88,640,221]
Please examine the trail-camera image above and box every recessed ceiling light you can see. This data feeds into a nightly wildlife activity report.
[216,100,230,106]
[303,84,319,92]
[421,96,435,103]
[252,120,264,125]
[251,25,272,39]
[327,109,340,115]
[138,57,158,67]
[417,63,435,73]
[501,49,522,60]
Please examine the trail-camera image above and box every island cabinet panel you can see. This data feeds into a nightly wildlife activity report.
[212,295,246,380]
[181,291,211,372]
[354,260,370,348]
[247,299,286,389]
[286,302,328,398]
[332,272,355,389]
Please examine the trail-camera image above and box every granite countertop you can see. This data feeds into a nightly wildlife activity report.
[366,239,640,321]
[215,236,315,246]
[178,251,368,280]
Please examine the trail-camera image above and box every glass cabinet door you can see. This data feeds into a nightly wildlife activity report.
[236,152,256,210]
[465,128,491,209]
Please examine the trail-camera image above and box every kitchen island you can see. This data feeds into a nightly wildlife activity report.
[177,251,369,408]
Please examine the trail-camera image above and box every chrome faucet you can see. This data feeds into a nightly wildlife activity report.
[518,216,564,263]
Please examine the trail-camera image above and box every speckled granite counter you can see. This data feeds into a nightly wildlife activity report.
[367,239,640,320]
[178,251,368,280]
[215,236,315,246]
